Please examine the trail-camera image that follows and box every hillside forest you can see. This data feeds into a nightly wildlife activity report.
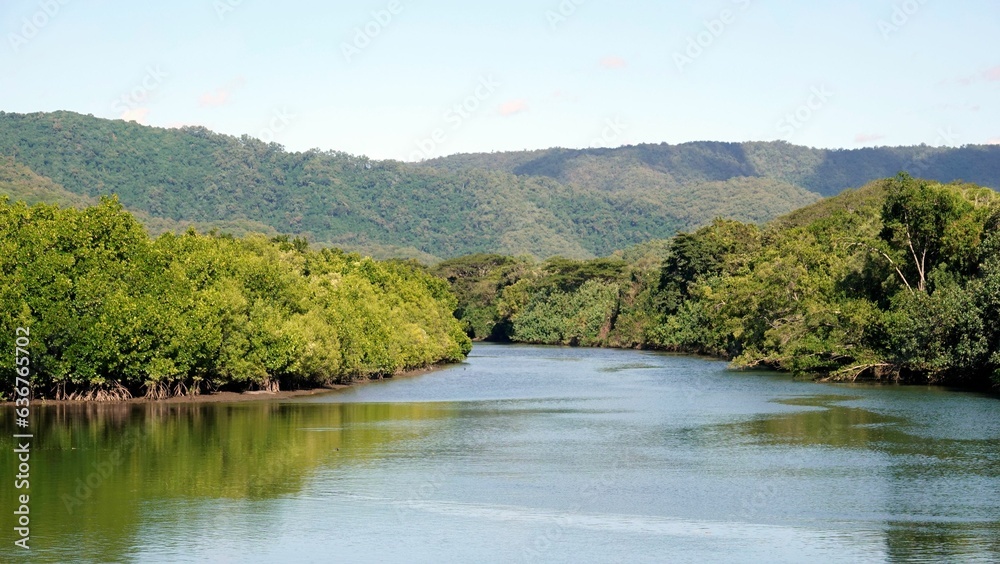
[435,174,1000,390]
[2,110,1000,396]
[3,111,1000,260]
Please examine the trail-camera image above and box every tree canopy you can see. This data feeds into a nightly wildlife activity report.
[6,112,997,260]
[442,176,1000,390]
[0,198,471,400]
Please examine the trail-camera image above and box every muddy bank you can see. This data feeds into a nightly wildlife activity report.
[16,364,453,406]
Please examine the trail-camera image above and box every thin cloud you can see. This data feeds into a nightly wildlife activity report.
[600,56,627,69]
[987,137,1000,145]
[854,133,885,144]
[120,107,150,123]
[199,76,246,108]
[954,64,1000,86]
[199,89,231,108]
[499,99,528,116]
[553,89,580,103]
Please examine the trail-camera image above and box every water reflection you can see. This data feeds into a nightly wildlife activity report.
[0,401,454,563]
[727,394,1000,469]
[721,394,1000,562]
[1,346,998,563]
[884,521,1000,563]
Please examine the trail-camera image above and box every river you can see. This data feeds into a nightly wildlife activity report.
[2,343,999,562]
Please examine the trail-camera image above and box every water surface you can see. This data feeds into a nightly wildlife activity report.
[2,344,999,562]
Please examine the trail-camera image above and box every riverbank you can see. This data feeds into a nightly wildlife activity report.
[9,343,999,563]
[14,364,454,405]
[475,339,1000,394]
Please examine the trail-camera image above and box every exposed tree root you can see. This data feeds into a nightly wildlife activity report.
[144,379,205,399]
[172,380,189,397]
[63,381,133,402]
[822,363,895,382]
[144,381,170,400]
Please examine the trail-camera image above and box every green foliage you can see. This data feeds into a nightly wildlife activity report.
[0,199,470,399]
[650,176,1000,387]
[656,220,761,314]
[0,112,690,260]
[538,257,627,292]
[880,173,994,291]
[430,140,1000,198]
[438,253,651,349]
[510,280,620,346]
[441,175,1000,390]
[432,254,534,340]
[16,112,1000,261]
[0,156,98,208]
[6,108,1000,391]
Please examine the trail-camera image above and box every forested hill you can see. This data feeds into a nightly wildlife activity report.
[2,111,998,261]
[425,142,1000,198]
[436,174,1000,390]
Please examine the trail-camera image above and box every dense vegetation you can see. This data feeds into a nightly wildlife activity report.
[5,109,1000,393]
[0,198,471,401]
[0,111,696,260]
[4,111,998,260]
[428,141,1000,198]
[437,175,1000,389]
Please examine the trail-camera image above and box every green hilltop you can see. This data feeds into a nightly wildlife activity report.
[3,110,999,260]
[426,141,1000,198]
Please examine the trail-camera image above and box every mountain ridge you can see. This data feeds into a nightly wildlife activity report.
[1,110,998,260]
[425,140,1000,197]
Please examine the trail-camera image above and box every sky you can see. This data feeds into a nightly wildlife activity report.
[1,0,998,161]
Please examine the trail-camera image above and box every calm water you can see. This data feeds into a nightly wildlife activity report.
[3,343,999,563]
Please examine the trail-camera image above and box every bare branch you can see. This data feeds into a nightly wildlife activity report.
[852,242,914,293]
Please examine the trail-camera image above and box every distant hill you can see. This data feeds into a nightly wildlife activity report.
[426,141,1000,198]
[1,110,998,260]
[0,156,97,208]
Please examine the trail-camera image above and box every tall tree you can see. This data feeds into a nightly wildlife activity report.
[879,173,985,292]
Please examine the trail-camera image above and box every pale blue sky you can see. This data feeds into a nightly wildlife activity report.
[1,0,998,160]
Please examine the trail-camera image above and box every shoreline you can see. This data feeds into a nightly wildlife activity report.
[478,340,1000,392]
[16,363,455,406]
